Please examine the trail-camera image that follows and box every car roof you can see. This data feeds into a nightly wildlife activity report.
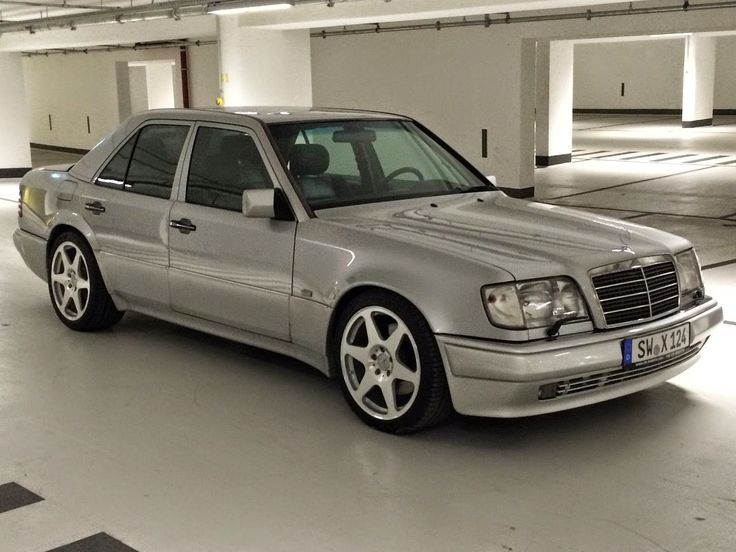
[151,106,410,124]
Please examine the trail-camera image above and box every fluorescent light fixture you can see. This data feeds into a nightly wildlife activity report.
[208,0,294,15]
[648,32,692,38]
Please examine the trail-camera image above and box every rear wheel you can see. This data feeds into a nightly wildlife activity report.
[333,290,452,433]
[48,232,123,331]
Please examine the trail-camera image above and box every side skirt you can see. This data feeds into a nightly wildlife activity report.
[127,303,331,377]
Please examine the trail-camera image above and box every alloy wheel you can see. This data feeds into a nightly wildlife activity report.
[50,241,91,321]
[340,306,421,420]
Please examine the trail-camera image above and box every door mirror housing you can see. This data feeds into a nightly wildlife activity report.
[242,189,275,219]
[242,188,294,221]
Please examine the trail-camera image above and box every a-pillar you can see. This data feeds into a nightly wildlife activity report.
[216,15,312,107]
[0,53,32,177]
[682,34,716,128]
[535,40,573,167]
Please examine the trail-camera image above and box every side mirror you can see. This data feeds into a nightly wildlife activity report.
[242,189,275,219]
[486,175,497,186]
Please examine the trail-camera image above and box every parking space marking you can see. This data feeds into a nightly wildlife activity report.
[702,258,736,271]
[0,482,44,514]
[544,166,711,201]
[46,532,139,552]
[684,155,728,164]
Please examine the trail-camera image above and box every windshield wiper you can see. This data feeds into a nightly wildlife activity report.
[454,185,493,193]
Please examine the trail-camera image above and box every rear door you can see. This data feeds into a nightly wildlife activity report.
[168,122,296,341]
[77,121,192,308]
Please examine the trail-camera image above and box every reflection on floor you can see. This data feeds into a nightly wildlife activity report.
[0,131,734,552]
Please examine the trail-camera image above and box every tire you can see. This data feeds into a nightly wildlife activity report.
[47,231,123,331]
[332,290,452,434]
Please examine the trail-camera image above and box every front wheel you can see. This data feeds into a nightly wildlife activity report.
[333,290,452,433]
[47,232,123,331]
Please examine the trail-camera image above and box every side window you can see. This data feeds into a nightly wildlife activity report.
[186,127,273,212]
[95,124,189,199]
[96,136,135,190]
[125,125,189,199]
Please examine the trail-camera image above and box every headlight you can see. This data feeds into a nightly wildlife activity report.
[482,277,589,330]
[675,249,704,303]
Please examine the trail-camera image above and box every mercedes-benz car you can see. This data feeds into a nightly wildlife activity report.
[14,108,723,433]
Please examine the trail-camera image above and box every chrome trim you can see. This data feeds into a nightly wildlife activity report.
[589,255,681,329]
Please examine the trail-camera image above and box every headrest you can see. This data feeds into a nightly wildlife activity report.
[289,144,330,177]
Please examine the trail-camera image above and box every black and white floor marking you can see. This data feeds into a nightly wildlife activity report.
[0,482,139,552]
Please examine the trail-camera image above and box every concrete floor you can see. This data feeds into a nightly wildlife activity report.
[1,122,735,551]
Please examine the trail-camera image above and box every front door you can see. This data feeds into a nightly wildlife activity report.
[168,123,296,341]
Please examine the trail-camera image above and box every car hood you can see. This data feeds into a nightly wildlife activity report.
[316,191,691,280]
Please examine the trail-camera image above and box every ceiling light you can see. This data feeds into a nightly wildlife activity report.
[208,0,294,15]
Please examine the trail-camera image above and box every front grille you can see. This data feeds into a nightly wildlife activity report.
[541,345,701,400]
[592,259,680,327]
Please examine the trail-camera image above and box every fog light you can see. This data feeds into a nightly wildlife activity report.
[538,383,557,400]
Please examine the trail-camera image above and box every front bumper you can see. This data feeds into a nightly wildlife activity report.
[436,298,723,417]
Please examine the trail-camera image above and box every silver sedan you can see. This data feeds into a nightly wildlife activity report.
[13,108,723,433]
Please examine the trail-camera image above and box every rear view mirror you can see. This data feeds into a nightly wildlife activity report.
[242,189,275,219]
[333,128,377,143]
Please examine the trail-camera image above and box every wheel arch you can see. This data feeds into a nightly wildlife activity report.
[325,283,434,377]
[46,224,86,260]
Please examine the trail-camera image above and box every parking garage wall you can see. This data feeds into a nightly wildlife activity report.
[22,45,219,151]
[714,36,736,112]
[188,44,220,110]
[573,39,685,111]
[574,36,736,113]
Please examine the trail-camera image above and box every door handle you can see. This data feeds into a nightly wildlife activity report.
[170,218,197,234]
[84,201,106,215]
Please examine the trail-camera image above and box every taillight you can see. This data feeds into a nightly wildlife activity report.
[17,189,22,218]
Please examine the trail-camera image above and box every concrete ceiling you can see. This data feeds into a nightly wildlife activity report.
[238,0,654,30]
[0,0,650,23]
[1,0,734,52]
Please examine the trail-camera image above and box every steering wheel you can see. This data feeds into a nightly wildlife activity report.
[380,167,425,187]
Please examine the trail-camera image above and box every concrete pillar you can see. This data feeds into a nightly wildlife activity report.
[515,38,537,197]
[0,53,32,177]
[217,16,312,107]
[682,34,716,128]
[535,40,573,167]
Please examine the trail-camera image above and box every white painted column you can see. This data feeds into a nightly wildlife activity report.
[482,38,536,198]
[682,34,716,128]
[535,40,573,166]
[0,53,32,176]
[217,15,312,107]
[515,38,538,197]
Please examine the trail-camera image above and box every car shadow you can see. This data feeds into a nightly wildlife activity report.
[114,312,700,453]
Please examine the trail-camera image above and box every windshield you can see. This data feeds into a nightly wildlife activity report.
[268,120,493,210]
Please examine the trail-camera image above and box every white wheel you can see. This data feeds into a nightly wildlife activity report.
[50,241,91,321]
[340,305,421,421]
[47,231,123,331]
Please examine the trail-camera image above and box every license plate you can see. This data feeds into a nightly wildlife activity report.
[623,324,690,367]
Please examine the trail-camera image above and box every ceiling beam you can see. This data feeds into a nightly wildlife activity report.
[0,0,117,9]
